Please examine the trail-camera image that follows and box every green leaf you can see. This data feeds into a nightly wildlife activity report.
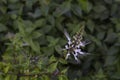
[34,19,46,28]
[25,0,37,8]
[42,47,54,56]
[41,75,50,80]
[0,0,7,4]
[104,32,118,43]
[39,0,50,5]
[16,20,26,36]
[96,32,105,40]
[110,18,120,32]
[49,55,56,62]
[25,38,40,53]
[0,23,7,32]
[87,44,95,52]
[8,0,18,3]
[54,1,71,17]
[33,8,41,18]
[23,20,33,27]
[86,19,95,33]
[58,75,68,80]
[47,62,58,73]
[40,5,49,16]
[59,58,67,64]
[47,15,55,26]
[105,56,116,66]
[95,69,106,79]
[47,36,54,42]
[10,14,17,20]
[94,5,106,13]
[4,66,10,73]
[31,31,42,39]
[0,6,7,14]
[111,73,120,79]
[5,75,10,80]
[47,36,59,47]
[55,45,62,54]
[115,0,120,2]
[104,0,113,4]
[61,68,68,74]
[78,0,92,13]
[41,25,52,33]
[88,35,102,47]
[107,46,119,55]
[71,4,82,17]
[71,23,81,35]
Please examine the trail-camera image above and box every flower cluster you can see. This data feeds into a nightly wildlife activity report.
[63,27,89,62]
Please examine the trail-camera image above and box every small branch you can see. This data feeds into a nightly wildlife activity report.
[0,70,64,77]
[0,70,51,77]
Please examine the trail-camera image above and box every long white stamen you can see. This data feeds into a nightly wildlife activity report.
[64,29,71,45]
[72,52,79,62]
[65,52,70,59]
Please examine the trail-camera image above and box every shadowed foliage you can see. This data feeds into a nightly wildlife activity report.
[0,0,120,80]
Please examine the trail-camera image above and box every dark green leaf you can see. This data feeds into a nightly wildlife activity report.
[86,19,95,33]
[71,4,82,17]
[0,23,7,32]
[89,35,102,47]
[31,31,42,39]
[34,19,46,28]
[78,0,92,13]
[94,5,106,13]
[96,32,105,40]
[47,62,58,73]
[104,32,118,43]
[54,1,71,17]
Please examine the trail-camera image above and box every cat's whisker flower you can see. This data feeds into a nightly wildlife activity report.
[63,26,90,62]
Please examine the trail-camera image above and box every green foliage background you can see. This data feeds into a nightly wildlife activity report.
[0,0,120,80]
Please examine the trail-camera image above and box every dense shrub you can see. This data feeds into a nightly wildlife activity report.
[0,0,120,80]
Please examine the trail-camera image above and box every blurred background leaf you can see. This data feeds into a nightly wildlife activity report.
[0,0,120,80]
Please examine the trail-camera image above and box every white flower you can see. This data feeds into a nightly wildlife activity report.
[63,28,89,62]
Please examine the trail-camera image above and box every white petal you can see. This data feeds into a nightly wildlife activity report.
[79,42,85,47]
[83,40,91,45]
[72,53,79,62]
[65,52,70,59]
[65,45,69,49]
[74,49,81,53]
[74,48,86,55]
[64,29,71,43]
[79,51,85,54]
